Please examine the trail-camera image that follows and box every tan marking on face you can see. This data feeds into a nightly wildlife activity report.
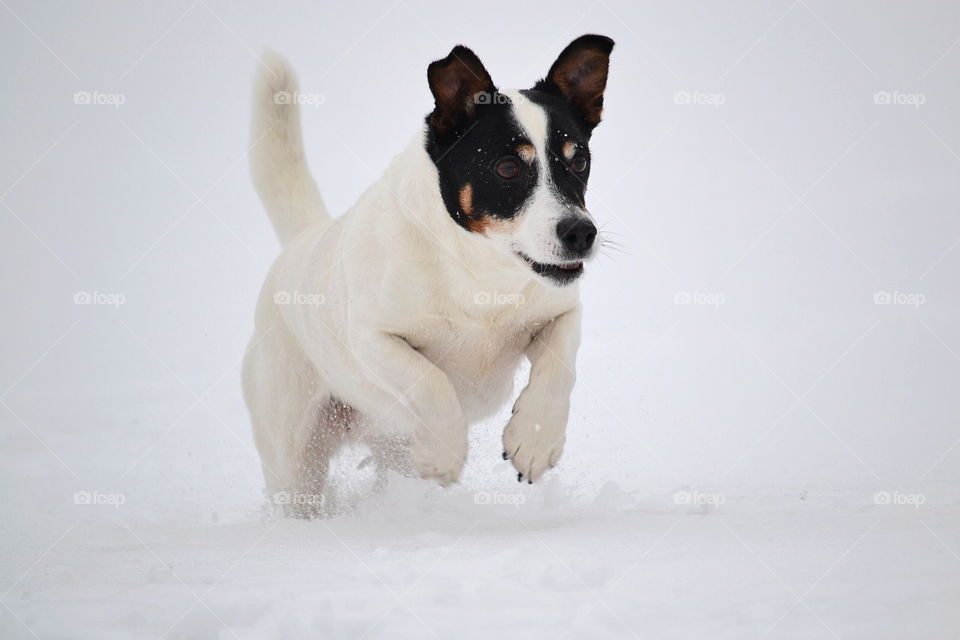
[466,213,521,235]
[466,215,487,233]
[517,143,536,164]
[459,183,473,216]
[562,140,577,160]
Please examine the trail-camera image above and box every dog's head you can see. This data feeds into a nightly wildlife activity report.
[424,35,614,286]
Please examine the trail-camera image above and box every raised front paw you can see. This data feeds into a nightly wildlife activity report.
[410,425,468,486]
[502,393,568,483]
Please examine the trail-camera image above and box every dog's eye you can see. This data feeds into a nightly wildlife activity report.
[495,157,522,180]
[570,154,588,174]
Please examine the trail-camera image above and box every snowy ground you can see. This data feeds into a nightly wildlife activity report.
[5,475,960,638]
[3,1,960,638]
[3,381,959,638]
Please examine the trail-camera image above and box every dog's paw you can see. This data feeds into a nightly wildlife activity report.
[410,426,467,486]
[502,393,567,483]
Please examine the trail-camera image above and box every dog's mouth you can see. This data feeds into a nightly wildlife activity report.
[515,252,584,285]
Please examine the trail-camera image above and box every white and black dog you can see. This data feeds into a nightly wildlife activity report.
[243,35,614,515]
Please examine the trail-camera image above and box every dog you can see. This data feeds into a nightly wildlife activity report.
[243,35,614,516]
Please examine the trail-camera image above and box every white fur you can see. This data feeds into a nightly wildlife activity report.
[243,55,586,516]
[249,51,329,244]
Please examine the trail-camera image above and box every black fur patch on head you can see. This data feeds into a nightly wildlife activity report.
[425,46,539,233]
[425,98,540,233]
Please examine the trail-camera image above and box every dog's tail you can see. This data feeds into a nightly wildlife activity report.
[250,51,330,245]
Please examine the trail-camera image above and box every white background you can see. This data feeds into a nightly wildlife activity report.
[2,1,959,638]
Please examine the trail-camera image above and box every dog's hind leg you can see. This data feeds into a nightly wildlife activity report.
[243,316,348,517]
[293,397,355,515]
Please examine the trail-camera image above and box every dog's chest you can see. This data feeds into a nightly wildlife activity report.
[404,313,546,419]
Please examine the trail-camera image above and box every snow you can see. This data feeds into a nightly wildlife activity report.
[3,383,960,638]
[5,472,960,638]
[3,1,960,638]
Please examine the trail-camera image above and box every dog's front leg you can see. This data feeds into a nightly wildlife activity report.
[504,307,582,483]
[353,332,468,485]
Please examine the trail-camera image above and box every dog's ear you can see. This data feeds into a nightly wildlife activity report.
[427,45,496,136]
[535,35,614,131]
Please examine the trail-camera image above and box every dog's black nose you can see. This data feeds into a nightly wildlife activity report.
[556,217,597,255]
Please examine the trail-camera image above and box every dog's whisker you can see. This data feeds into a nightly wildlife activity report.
[600,251,622,262]
[599,242,629,257]
[596,221,624,233]
[598,236,625,246]
[598,234,627,251]
[600,245,627,255]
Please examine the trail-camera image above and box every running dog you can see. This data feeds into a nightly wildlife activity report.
[243,35,614,515]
